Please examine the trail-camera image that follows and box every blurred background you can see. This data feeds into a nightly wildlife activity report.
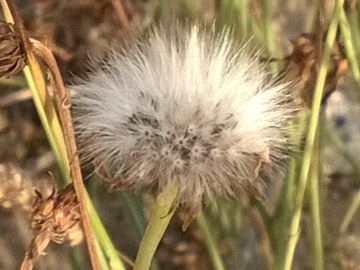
[1,0,360,269]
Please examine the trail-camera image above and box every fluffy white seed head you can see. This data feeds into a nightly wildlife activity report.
[72,25,295,215]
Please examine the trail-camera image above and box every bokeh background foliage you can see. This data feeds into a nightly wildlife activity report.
[1,0,360,269]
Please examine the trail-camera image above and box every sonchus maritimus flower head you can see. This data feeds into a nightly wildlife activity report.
[72,25,294,217]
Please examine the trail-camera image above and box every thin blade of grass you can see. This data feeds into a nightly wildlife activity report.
[282,1,345,269]
[339,8,360,88]
[196,210,226,270]
[309,133,324,270]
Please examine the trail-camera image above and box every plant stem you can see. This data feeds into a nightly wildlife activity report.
[30,38,101,270]
[238,0,249,36]
[261,0,278,74]
[309,134,324,270]
[322,121,360,180]
[197,210,226,270]
[88,195,126,270]
[339,8,360,88]
[282,1,345,269]
[95,238,111,270]
[0,0,70,183]
[117,192,146,240]
[340,191,360,233]
[0,76,26,87]
[134,180,179,270]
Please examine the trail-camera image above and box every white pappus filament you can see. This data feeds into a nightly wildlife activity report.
[72,25,295,215]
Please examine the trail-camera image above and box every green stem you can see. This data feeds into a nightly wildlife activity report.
[340,192,360,233]
[271,112,306,269]
[322,121,360,179]
[197,210,226,270]
[349,7,360,55]
[88,194,126,270]
[309,134,324,270]
[282,1,345,269]
[339,8,360,88]
[134,180,179,270]
[261,0,278,73]
[238,0,249,36]
[117,192,146,240]
[95,237,111,270]
[0,76,26,87]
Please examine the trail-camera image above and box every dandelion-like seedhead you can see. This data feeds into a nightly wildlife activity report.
[72,25,295,214]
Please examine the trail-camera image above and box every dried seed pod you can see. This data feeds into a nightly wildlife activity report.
[283,33,348,107]
[0,21,26,78]
[31,184,82,245]
[21,184,83,270]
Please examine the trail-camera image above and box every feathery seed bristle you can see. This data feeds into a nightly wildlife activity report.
[72,25,295,214]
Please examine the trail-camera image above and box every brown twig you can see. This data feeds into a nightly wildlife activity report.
[111,0,133,38]
[30,38,100,270]
[2,2,99,267]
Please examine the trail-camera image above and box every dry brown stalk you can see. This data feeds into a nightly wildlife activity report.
[2,0,100,268]
[111,0,133,38]
[30,38,101,270]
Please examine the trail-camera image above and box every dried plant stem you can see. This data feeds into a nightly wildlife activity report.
[0,0,70,182]
[30,39,100,270]
[134,180,179,270]
[111,0,133,37]
[282,1,345,270]
[196,210,226,270]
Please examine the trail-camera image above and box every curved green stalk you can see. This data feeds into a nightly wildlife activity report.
[282,1,345,269]
[134,180,179,270]
[197,210,226,270]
